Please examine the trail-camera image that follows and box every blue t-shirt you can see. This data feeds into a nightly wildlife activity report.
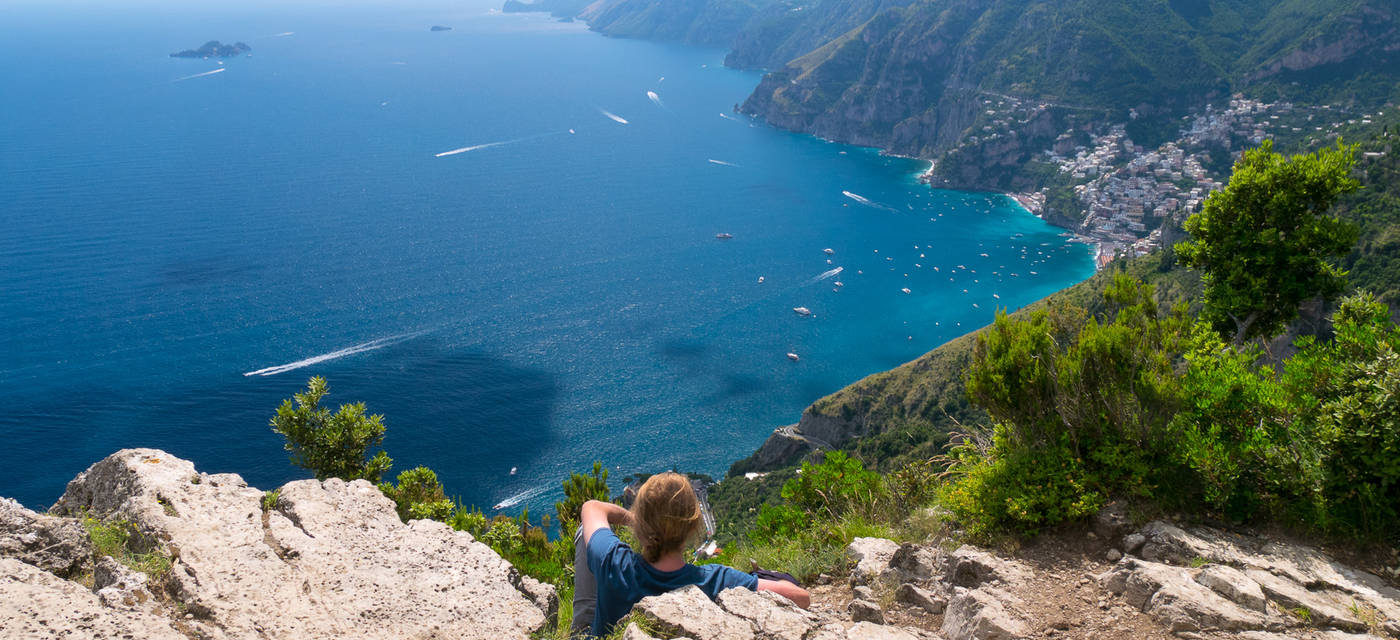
[587,528,758,636]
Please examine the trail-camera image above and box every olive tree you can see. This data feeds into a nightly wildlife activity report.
[1176,140,1359,344]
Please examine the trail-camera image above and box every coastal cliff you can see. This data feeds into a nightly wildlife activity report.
[6,450,1398,639]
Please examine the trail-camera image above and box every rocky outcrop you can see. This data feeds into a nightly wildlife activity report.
[0,496,92,579]
[2,449,554,640]
[834,517,1399,640]
[1,557,188,639]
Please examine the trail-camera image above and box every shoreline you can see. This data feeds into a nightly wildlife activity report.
[917,162,1104,273]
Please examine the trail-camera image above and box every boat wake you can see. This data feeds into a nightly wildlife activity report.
[719,113,740,122]
[172,68,226,83]
[243,331,426,377]
[841,190,897,211]
[707,159,739,167]
[599,109,630,125]
[435,140,515,157]
[492,483,551,510]
[805,266,844,285]
[435,131,566,157]
[646,90,663,108]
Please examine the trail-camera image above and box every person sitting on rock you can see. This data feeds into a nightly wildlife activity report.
[572,472,810,637]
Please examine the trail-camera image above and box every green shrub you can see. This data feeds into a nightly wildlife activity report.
[555,462,610,529]
[269,376,392,483]
[939,429,1104,539]
[1287,294,1400,539]
[378,466,454,522]
[781,451,886,521]
[1168,325,1301,520]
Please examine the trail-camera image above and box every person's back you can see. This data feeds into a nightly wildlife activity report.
[574,473,809,637]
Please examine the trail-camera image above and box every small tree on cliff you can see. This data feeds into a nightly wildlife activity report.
[1175,140,1359,344]
[555,461,610,529]
[270,376,392,483]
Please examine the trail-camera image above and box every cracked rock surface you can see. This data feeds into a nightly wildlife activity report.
[3,448,553,640]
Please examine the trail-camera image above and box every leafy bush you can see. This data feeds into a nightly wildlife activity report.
[378,466,454,522]
[1286,294,1400,539]
[780,451,886,521]
[555,462,610,528]
[270,376,392,483]
[939,429,1104,539]
[1167,326,1301,520]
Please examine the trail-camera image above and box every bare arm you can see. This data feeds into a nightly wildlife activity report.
[757,578,810,609]
[580,499,634,547]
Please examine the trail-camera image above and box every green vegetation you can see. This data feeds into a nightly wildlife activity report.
[270,376,392,483]
[261,489,280,512]
[1177,140,1360,343]
[81,511,172,578]
[378,467,455,522]
[708,452,941,582]
[713,136,1399,561]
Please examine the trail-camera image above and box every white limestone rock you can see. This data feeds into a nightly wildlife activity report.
[716,586,817,640]
[889,543,940,582]
[940,587,1029,640]
[849,599,886,624]
[896,582,947,614]
[845,621,924,640]
[634,584,756,640]
[943,545,1032,588]
[848,537,901,586]
[0,497,92,579]
[50,448,552,640]
[1194,564,1267,612]
[0,557,187,640]
[1099,558,1277,632]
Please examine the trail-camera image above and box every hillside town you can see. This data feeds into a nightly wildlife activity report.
[1040,96,1377,268]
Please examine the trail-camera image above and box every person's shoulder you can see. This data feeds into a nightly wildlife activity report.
[588,528,639,570]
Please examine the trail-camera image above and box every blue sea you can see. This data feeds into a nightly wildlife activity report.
[0,0,1093,513]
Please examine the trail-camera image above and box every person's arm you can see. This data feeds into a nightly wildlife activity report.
[580,499,634,547]
[757,578,810,609]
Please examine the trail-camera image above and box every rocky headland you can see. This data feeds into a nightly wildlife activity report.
[5,449,1398,639]
[170,41,251,59]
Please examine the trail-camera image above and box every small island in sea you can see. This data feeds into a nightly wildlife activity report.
[430,25,452,32]
[170,41,250,58]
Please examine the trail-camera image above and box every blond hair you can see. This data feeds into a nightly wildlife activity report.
[630,473,703,563]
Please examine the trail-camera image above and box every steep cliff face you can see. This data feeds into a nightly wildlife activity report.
[581,0,776,49]
[740,0,1397,170]
[724,0,919,70]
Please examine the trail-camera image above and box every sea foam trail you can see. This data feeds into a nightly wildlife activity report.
[707,159,739,167]
[646,90,663,107]
[435,140,512,157]
[434,131,565,157]
[805,266,844,285]
[719,113,740,122]
[243,331,424,377]
[599,109,629,124]
[493,483,552,510]
[172,68,226,83]
[842,190,896,212]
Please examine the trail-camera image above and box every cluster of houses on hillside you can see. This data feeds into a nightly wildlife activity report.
[1046,96,1339,269]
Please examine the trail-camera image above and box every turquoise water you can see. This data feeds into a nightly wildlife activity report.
[0,0,1093,512]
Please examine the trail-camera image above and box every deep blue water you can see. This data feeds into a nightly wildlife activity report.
[0,0,1093,513]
